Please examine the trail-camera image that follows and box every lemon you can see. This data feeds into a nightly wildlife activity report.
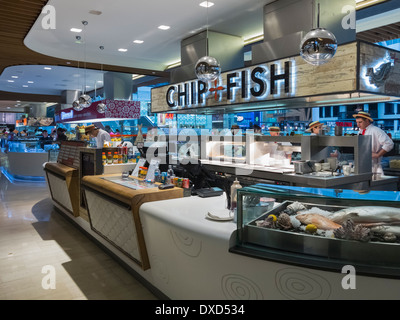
[305,224,317,234]
[268,214,277,222]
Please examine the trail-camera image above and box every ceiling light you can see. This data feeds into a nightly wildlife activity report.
[70,28,82,33]
[133,40,144,44]
[244,34,264,45]
[132,74,145,80]
[166,61,181,69]
[27,81,34,84]
[299,3,337,66]
[158,25,170,30]
[195,1,221,82]
[118,48,128,52]
[11,76,18,78]
[89,10,102,15]
[44,67,52,70]
[7,80,14,83]
[355,0,388,9]
[23,85,28,87]
[199,1,214,8]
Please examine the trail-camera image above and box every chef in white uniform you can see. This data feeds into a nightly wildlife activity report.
[269,126,292,161]
[353,111,393,175]
[85,124,111,149]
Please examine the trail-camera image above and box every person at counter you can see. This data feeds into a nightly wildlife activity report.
[268,126,292,161]
[85,124,111,148]
[253,124,262,134]
[353,111,394,175]
[306,121,323,135]
[268,126,281,137]
[231,124,240,135]
[56,128,67,143]
[39,130,53,149]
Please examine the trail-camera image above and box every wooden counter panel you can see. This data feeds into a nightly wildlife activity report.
[45,162,80,217]
[44,162,78,178]
[81,174,183,270]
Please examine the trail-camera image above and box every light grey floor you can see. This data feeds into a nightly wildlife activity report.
[0,161,158,300]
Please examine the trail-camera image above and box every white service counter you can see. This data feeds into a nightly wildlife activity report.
[7,151,48,178]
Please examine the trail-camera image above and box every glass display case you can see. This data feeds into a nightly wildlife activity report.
[8,139,42,153]
[233,184,400,277]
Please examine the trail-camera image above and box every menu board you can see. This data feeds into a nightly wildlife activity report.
[57,141,85,168]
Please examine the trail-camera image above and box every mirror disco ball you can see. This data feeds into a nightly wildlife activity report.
[195,56,221,82]
[97,103,106,114]
[79,94,92,108]
[72,100,83,111]
[300,28,337,66]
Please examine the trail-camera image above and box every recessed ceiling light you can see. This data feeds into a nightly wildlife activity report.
[23,85,28,87]
[133,40,144,44]
[158,25,170,30]
[118,48,128,52]
[89,10,102,15]
[11,76,18,78]
[7,80,14,83]
[27,81,34,84]
[44,67,52,70]
[70,28,82,33]
[199,1,214,7]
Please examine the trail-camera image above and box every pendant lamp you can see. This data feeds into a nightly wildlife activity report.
[79,20,92,108]
[194,1,221,82]
[299,2,337,66]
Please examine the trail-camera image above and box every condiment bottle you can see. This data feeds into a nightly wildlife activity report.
[154,164,161,183]
[102,152,107,165]
[113,152,118,164]
[107,152,113,164]
[230,178,242,211]
[167,165,174,183]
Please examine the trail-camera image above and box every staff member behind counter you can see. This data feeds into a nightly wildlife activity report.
[306,121,323,135]
[353,111,394,175]
[85,124,111,149]
[268,126,292,161]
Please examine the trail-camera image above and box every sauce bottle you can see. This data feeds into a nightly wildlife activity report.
[102,152,107,165]
[107,152,113,165]
[230,178,242,211]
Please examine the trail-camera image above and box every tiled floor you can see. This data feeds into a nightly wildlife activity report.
[0,163,158,300]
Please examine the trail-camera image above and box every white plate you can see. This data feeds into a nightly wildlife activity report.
[206,210,234,221]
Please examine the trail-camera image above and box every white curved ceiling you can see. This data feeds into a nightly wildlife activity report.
[0,65,104,95]
[24,0,267,71]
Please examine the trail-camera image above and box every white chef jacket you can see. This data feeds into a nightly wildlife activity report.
[359,124,394,174]
[95,128,111,148]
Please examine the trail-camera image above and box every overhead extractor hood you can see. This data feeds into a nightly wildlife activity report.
[170,30,244,83]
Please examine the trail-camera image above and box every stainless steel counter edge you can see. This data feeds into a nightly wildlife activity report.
[202,162,375,188]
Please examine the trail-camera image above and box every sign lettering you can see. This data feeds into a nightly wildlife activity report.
[164,60,294,110]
